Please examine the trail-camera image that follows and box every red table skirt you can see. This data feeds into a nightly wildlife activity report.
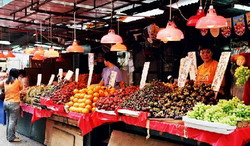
[20,103,250,146]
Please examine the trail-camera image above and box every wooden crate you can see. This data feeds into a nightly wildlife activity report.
[45,119,83,146]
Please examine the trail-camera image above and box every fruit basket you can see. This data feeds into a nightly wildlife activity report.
[182,116,236,134]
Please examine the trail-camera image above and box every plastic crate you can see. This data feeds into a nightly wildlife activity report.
[0,101,6,125]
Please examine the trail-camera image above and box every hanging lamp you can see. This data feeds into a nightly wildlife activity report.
[0,51,6,58]
[187,0,205,26]
[31,46,39,55]
[5,50,15,58]
[66,10,84,53]
[196,0,227,29]
[32,47,45,60]
[44,46,59,58]
[111,43,127,51]
[157,0,184,42]
[101,0,123,44]
[24,46,32,54]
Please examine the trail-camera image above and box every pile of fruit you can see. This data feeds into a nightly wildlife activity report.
[187,97,250,126]
[234,66,250,86]
[96,86,138,111]
[65,85,115,114]
[22,85,48,106]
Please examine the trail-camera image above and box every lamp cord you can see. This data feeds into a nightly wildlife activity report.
[210,0,213,5]
[176,2,188,21]
[200,0,202,6]
[40,22,42,43]
[111,0,114,29]
[169,0,172,21]
[74,11,76,40]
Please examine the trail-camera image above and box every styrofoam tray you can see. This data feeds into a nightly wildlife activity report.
[117,109,140,117]
[182,116,236,135]
[95,109,116,115]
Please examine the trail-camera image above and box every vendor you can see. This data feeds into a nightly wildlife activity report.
[18,69,29,88]
[99,52,124,89]
[231,52,250,105]
[196,47,218,84]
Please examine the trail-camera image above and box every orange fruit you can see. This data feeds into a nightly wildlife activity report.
[73,103,80,107]
[92,107,96,112]
[70,96,74,101]
[93,92,99,97]
[73,89,79,94]
[69,107,74,112]
[79,94,84,99]
[85,105,92,111]
[81,108,89,114]
[92,102,96,107]
[86,95,93,100]
[85,99,92,105]
[104,91,109,96]
[78,99,83,103]
[93,97,99,102]
[74,93,80,99]
[67,101,74,107]
[79,103,86,108]
[87,90,94,95]
[73,98,78,103]
[99,90,105,97]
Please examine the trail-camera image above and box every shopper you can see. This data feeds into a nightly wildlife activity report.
[99,52,124,89]
[231,52,250,105]
[0,68,23,142]
[18,69,29,88]
[196,47,218,84]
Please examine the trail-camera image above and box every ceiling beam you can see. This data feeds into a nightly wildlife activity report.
[10,0,39,15]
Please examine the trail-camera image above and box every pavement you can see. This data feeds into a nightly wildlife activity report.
[0,124,44,146]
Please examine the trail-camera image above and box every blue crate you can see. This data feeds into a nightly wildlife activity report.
[0,101,6,125]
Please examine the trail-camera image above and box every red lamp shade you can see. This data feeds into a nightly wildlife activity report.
[66,40,84,53]
[56,56,65,62]
[196,5,228,29]
[32,49,44,60]
[24,46,32,54]
[5,51,15,58]
[111,43,127,51]
[0,52,6,58]
[44,47,59,58]
[101,29,123,44]
[156,21,184,42]
[187,6,205,26]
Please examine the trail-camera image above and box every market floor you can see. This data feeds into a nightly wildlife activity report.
[0,125,44,146]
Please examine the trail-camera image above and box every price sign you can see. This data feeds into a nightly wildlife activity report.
[128,59,135,73]
[139,62,150,89]
[88,53,94,70]
[64,70,74,81]
[109,71,117,87]
[48,74,55,85]
[58,68,63,81]
[36,74,42,86]
[87,68,94,88]
[212,52,231,91]
[75,68,79,82]
[188,52,197,81]
[178,57,192,87]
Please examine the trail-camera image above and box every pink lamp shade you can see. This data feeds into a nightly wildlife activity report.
[157,21,184,42]
[31,46,39,55]
[44,47,59,58]
[66,40,84,53]
[187,6,205,26]
[196,5,228,29]
[32,49,44,60]
[0,52,6,58]
[111,43,127,51]
[24,46,32,54]
[101,29,123,44]
[5,51,15,58]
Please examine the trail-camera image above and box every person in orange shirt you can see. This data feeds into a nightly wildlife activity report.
[0,68,23,142]
[196,47,218,84]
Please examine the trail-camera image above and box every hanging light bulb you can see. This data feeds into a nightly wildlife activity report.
[66,11,84,53]
[0,51,6,58]
[196,5,227,29]
[187,3,205,26]
[44,46,59,58]
[111,43,127,51]
[156,0,184,42]
[101,0,123,44]
[5,50,15,58]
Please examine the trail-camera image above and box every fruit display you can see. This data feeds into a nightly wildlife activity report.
[22,85,48,105]
[234,66,250,86]
[51,81,86,105]
[96,86,139,111]
[120,80,217,119]
[187,97,250,126]
[65,85,114,114]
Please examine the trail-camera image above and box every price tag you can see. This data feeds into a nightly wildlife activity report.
[75,68,79,82]
[64,70,74,81]
[139,62,150,89]
[128,59,134,73]
[212,52,231,91]
[178,57,192,87]
[36,74,42,86]
[188,52,197,81]
[88,53,94,70]
[48,74,55,85]
[58,68,63,81]
[87,68,94,88]
[109,71,117,87]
